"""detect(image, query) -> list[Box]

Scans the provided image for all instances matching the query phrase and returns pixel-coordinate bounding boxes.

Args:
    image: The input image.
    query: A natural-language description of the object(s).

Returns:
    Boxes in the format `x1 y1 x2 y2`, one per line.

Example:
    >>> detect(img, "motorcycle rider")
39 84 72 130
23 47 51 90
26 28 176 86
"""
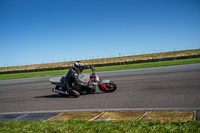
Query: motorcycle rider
64 61 92 97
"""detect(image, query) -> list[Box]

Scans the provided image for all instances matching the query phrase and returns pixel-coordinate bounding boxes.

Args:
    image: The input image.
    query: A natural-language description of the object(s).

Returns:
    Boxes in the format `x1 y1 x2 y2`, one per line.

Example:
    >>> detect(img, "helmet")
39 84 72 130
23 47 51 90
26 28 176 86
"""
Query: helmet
73 61 84 72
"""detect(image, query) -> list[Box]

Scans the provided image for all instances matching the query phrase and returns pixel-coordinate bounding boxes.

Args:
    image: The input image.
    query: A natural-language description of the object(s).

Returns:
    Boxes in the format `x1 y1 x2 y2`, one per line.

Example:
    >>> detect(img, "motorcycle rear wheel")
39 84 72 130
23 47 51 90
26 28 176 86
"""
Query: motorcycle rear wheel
99 81 117 93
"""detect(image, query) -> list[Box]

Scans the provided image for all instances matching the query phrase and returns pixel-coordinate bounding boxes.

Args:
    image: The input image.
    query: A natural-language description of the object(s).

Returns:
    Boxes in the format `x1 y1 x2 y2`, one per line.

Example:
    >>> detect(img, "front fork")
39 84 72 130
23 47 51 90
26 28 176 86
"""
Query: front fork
99 80 111 90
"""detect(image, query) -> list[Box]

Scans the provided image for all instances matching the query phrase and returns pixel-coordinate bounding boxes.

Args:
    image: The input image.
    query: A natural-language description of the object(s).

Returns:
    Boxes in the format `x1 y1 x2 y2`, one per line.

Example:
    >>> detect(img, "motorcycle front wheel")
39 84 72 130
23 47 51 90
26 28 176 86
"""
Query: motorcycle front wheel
99 81 117 93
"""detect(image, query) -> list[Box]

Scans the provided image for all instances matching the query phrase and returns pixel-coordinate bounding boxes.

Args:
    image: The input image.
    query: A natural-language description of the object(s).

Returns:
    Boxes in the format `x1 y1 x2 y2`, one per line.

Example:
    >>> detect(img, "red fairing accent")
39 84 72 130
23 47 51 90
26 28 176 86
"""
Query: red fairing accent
83 79 87 83
101 84 109 90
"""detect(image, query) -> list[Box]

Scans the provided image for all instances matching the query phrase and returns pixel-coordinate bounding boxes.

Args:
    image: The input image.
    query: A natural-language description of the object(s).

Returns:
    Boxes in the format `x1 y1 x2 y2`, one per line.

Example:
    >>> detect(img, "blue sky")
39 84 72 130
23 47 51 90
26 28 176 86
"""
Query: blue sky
0 0 200 67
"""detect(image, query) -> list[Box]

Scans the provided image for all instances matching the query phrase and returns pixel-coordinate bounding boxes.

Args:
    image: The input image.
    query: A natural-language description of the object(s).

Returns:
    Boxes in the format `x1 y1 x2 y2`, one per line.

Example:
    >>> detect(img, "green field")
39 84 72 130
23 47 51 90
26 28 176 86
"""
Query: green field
0 119 199 133
0 58 200 80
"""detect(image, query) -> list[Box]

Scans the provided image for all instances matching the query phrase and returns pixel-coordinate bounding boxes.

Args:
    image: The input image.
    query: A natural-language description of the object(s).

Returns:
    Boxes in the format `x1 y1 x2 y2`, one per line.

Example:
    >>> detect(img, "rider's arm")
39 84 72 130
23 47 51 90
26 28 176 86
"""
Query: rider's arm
83 65 91 69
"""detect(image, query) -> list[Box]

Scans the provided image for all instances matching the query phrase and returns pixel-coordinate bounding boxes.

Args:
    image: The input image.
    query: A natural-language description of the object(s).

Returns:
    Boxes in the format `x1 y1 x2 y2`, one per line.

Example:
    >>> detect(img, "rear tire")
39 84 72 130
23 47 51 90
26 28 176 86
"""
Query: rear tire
99 81 117 93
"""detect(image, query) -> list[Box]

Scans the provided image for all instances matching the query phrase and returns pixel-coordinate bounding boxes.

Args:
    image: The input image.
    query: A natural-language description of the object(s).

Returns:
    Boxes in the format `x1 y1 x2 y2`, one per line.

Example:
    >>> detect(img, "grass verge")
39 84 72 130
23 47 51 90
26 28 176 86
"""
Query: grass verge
0 58 200 80
0 119 200 133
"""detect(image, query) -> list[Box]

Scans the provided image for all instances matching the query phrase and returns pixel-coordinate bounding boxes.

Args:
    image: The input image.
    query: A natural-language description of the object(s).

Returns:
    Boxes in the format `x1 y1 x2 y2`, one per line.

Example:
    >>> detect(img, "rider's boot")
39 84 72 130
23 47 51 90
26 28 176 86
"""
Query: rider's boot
69 89 80 98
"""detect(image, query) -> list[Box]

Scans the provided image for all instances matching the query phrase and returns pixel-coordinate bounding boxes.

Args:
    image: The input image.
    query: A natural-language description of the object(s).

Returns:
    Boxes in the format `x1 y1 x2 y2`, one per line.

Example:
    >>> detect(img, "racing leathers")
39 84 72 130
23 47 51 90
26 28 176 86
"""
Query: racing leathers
64 65 91 97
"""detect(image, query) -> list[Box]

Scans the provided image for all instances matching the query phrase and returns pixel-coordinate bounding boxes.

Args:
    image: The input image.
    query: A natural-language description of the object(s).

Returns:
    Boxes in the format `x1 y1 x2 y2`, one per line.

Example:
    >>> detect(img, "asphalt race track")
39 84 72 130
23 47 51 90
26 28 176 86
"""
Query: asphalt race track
0 64 200 115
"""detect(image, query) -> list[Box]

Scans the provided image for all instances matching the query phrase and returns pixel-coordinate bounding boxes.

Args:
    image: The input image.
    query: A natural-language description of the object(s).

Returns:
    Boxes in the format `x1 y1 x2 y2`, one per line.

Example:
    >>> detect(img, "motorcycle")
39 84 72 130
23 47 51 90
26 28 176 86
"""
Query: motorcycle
49 65 117 98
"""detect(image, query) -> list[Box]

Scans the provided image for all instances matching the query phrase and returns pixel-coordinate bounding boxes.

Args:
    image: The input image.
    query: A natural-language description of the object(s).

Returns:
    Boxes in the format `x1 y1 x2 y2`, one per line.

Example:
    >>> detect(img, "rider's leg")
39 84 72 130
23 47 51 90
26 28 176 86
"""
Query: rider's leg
69 89 80 98
65 82 80 98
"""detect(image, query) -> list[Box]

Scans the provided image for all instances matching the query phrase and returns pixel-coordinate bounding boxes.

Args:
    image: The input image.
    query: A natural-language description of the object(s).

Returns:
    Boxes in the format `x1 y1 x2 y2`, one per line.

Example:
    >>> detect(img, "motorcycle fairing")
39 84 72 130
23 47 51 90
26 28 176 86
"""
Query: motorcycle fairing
78 73 90 83
101 79 110 84
49 76 65 87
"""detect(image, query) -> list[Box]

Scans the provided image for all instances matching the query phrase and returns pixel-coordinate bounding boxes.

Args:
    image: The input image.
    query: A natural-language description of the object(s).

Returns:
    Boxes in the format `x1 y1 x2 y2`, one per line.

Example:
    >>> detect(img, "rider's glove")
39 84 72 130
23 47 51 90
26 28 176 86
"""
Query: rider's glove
90 65 94 69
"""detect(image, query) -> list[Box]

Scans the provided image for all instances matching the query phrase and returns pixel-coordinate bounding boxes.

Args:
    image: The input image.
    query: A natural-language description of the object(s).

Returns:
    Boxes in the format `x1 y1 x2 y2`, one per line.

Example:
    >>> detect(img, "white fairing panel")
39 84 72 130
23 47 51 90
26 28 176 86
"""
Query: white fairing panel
78 73 90 83
49 77 61 84
101 80 110 84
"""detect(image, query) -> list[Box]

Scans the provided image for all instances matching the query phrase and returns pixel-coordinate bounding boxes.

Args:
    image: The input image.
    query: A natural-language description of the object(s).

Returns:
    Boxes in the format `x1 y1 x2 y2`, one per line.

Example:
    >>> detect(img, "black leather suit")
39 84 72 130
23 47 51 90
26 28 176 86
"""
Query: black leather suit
64 66 90 96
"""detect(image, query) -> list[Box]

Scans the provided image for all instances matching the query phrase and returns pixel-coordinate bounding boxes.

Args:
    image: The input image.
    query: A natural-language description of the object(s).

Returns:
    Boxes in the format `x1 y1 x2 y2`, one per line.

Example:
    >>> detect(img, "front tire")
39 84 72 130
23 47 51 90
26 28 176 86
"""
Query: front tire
99 81 117 93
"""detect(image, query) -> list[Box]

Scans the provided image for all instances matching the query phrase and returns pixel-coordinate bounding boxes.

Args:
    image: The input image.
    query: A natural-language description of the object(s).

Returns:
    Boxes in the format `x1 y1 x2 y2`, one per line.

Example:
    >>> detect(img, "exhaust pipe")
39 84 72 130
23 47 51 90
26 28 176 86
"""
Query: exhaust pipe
52 88 68 95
